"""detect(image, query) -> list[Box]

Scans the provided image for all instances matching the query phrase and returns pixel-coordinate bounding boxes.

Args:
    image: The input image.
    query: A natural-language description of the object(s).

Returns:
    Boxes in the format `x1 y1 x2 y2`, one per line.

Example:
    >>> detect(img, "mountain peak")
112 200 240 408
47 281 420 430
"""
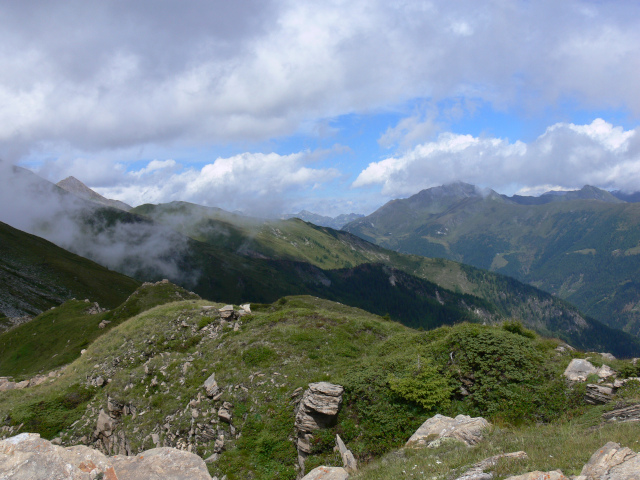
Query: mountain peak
56 176 132 211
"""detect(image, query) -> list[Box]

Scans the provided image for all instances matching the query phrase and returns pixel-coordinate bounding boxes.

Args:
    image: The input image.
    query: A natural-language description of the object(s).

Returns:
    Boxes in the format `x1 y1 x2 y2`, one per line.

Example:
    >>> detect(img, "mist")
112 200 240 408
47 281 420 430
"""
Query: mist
0 161 196 286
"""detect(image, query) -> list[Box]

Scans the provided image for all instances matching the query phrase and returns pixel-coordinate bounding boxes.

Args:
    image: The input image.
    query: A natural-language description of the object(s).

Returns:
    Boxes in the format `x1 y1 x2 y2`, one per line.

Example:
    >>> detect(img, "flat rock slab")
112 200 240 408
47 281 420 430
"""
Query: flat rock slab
301 466 349 480
0 433 212 480
406 414 491 447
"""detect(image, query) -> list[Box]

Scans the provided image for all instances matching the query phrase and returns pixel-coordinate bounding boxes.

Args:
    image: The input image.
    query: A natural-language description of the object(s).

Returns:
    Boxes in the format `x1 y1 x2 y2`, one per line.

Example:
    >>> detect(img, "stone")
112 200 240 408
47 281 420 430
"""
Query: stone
336 434 357 473
579 441 640 479
240 303 251 314
0 433 212 479
600 352 617 361
597 364 616 379
218 402 233 423
295 383 344 432
96 410 115 437
504 471 567 480
406 414 491 447
585 384 615 404
301 466 349 480
602 403 640 422
563 359 598 382
213 435 225 453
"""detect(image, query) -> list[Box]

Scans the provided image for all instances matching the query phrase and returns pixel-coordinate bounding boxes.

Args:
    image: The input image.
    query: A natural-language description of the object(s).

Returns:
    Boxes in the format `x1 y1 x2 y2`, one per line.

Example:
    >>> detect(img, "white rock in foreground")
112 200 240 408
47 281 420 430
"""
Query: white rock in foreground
0 433 212 480
406 414 490 447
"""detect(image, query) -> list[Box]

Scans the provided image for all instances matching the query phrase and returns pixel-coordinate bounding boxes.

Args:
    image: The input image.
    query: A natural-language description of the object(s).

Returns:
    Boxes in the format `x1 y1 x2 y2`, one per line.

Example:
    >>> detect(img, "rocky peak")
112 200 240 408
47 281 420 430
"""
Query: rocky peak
56 176 132 211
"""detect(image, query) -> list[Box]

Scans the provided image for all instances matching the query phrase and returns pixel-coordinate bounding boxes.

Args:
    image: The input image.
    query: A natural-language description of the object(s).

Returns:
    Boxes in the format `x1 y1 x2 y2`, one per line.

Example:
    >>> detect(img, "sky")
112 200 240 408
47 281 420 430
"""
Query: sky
1 0 640 217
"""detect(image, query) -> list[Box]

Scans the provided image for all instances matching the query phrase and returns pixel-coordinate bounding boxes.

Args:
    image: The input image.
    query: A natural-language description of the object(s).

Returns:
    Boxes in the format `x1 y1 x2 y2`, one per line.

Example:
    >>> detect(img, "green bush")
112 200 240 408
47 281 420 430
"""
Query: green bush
429 323 575 423
502 320 536 339
388 356 452 410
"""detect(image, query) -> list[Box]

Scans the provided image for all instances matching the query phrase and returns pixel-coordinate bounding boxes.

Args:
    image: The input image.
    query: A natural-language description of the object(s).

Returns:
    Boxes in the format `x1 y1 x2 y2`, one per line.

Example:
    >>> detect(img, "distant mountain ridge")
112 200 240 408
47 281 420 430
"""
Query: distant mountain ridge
282 210 363 229
57 176 132 211
343 182 640 335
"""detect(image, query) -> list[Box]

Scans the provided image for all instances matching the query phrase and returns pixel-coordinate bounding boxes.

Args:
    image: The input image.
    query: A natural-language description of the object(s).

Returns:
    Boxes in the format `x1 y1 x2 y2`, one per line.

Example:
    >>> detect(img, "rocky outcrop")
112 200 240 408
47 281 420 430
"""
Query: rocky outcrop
301 466 349 480
504 442 640 480
294 382 344 477
0 433 212 479
602 403 640 422
406 414 491 447
576 441 640 479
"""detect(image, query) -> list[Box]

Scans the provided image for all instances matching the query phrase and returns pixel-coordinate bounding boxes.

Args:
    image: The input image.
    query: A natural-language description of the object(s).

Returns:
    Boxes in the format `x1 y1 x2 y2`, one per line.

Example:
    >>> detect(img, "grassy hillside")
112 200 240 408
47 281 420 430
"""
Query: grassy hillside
0 282 199 378
130 202 640 356
344 184 640 336
0 295 638 479
0 220 140 319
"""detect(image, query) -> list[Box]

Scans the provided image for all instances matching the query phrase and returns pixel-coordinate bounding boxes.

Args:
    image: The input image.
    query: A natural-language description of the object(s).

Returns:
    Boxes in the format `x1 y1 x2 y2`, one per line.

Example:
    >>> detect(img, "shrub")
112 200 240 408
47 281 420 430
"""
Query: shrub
388 356 452 410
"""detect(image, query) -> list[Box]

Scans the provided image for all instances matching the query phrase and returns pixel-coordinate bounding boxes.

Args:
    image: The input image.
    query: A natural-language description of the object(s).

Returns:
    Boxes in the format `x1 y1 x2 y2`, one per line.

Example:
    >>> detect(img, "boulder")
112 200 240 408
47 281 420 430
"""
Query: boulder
504 471 567 480
301 466 349 480
563 359 597 382
218 402 233 423
585 384 615 404
578 441 640 479
0 433 212 479
336 434 357 473
597 364 616 379
406 414 490 447
203 373 220 397
295 382 344 432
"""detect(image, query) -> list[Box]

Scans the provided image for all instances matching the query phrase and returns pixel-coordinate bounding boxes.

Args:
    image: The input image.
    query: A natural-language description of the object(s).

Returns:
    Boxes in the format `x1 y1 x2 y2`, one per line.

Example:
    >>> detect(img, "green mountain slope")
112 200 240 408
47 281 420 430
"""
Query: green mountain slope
3 168 636 355
130 201 640 356
0 281 199 378
0 220 140 320
1 295 638 479
344 183 640 336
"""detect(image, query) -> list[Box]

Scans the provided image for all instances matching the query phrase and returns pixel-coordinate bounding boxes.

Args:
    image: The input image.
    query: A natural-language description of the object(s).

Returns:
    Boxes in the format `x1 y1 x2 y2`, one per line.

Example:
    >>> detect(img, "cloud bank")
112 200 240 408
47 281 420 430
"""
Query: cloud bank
353 119 640 196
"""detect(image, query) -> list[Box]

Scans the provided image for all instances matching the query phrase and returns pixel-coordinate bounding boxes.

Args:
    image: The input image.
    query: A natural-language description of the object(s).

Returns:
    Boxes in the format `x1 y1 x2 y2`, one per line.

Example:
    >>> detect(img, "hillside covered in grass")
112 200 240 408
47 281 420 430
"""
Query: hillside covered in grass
1 291 640 479
0 220 140 320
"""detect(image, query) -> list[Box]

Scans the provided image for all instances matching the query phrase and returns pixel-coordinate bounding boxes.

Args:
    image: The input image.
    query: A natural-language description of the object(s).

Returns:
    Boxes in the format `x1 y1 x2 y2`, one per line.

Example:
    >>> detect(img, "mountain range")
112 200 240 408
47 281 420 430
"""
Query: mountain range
1 171 639 355
343 182 640 336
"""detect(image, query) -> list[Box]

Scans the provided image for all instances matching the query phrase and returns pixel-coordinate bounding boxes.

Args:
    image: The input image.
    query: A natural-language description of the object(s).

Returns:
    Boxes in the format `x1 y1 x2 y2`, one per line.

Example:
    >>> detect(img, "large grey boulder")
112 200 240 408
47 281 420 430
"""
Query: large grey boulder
301 466 349 480
576 441 640 479
563 359 598 382
0 433 212 480
406 414 491 447
563 359 616 382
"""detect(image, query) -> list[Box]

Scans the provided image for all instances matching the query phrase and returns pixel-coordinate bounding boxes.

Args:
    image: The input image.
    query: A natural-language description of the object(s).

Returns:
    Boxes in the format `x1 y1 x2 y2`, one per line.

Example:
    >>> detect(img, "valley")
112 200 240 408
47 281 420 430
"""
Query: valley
344 182 640 336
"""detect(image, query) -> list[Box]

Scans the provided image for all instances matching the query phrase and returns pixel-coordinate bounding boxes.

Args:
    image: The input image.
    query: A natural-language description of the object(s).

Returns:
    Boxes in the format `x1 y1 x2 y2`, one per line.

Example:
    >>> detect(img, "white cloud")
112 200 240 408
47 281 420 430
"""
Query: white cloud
353 119 639 196
95 151 340 216
0 0 639 160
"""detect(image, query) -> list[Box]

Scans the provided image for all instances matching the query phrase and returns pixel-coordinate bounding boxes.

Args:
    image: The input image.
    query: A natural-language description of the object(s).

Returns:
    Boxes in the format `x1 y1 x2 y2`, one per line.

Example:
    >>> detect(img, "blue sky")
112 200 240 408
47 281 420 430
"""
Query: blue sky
1 1 640 216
